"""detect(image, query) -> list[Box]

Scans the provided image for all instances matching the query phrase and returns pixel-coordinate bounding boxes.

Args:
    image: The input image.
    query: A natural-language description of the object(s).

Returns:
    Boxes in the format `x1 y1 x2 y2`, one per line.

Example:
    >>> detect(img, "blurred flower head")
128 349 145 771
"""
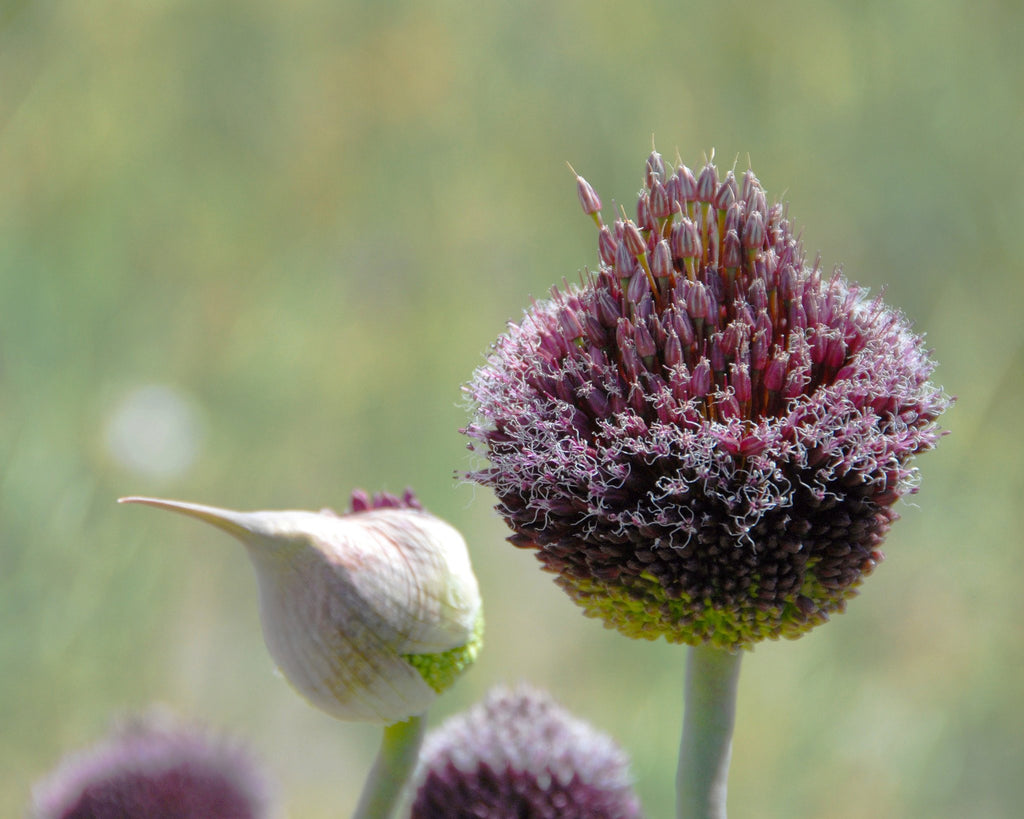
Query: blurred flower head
120 488 483 724
464 149 951 649
410 685 642 819
30 709 273 819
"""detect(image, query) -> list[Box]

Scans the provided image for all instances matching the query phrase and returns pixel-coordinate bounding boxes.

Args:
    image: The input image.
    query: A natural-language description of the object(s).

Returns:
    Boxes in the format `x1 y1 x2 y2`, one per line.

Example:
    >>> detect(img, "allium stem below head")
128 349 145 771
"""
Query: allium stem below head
677 645 742 819
352 714 425 819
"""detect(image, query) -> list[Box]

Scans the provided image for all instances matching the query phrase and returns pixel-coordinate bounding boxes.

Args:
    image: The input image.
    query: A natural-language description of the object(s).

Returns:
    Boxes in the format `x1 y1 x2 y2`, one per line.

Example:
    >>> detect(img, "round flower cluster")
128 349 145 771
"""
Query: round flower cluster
410 685 642 818
31 710 272 819
464 150 950 648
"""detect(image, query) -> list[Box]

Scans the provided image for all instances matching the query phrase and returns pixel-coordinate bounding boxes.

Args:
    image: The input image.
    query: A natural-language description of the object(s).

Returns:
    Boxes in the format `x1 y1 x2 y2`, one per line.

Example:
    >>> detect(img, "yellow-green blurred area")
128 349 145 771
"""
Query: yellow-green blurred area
1 0 1020 815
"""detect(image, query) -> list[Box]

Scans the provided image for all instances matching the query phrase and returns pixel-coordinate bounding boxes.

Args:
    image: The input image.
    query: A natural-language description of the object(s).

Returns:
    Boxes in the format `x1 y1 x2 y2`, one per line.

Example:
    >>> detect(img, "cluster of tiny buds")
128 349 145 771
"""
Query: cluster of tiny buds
348 487 423 513
465 146 948 646
567 150 865 436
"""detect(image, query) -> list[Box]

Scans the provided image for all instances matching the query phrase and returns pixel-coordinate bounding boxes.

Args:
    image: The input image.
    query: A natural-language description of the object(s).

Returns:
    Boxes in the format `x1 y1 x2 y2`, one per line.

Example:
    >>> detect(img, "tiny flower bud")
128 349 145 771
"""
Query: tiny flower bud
664 330 684 369
670 217 701 260
664 173 682 207
722 321 747 358
596 289 623 326
626 267 650 303
634 291 655 320
669 362 691 401
646 149 665 185
690 357 712 398
741 168 761 202
742 209 765 250
674 163 698 202
559 307 585 341
709 333 727 373
695 161 718 203
788 297 808 331
614 240 636 281
825 334 847 370
763 353 788 392
733 301 755 332
634 319 657 360
803 287 821 325
598 226 617 266
619 339 644 385
686 281 710 321
731 363 752 403
621 219 646 256
575 173 602 216
713 170 738 210
750 188 768 218
651 239 673 282
649 179 672 219
747 277 768 311
724 201 743 237
722 229 743 269
585 314 608 347
670 306 696 347
636 193 655 231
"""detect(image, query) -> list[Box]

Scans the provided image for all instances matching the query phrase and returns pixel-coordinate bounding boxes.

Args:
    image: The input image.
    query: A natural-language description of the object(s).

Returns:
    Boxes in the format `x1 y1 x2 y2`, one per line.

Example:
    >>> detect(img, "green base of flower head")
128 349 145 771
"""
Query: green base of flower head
558 568 859 650
403 609 485 693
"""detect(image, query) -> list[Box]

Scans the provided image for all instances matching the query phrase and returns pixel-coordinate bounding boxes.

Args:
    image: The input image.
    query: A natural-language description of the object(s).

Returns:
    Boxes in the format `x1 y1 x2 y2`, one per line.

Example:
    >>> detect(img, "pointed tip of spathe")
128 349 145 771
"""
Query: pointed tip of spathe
118 495 251 539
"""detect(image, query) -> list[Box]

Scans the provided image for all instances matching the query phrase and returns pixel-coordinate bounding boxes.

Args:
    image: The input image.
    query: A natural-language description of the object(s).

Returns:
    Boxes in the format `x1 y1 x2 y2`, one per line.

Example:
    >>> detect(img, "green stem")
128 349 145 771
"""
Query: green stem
676 645 743 819
353 714 426 819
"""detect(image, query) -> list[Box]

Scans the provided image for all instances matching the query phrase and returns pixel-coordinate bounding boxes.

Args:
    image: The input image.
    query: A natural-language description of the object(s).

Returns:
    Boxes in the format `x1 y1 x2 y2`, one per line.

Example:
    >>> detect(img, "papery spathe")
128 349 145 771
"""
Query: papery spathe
120 494 482 724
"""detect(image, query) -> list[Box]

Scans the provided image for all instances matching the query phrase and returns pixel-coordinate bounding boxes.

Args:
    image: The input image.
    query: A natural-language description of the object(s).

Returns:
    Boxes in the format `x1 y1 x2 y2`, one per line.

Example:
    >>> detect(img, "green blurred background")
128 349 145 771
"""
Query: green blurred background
1 0 1020 816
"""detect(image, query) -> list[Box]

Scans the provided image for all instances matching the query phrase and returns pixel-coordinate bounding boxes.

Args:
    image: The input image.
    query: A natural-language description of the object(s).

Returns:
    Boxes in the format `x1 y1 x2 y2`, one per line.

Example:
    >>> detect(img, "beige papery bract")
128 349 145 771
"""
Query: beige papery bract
120 497 482 724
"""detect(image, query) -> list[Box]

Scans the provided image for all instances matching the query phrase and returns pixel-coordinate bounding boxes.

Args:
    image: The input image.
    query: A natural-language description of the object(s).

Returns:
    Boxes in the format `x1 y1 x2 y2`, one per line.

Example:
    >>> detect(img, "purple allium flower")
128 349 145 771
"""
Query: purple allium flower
464 150 951 649
31 709 273 819
410 685 643 819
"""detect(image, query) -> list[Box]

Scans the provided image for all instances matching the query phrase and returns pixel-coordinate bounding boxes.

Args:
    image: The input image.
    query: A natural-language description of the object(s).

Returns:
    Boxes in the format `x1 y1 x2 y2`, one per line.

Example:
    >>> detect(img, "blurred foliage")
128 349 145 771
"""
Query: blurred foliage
1 0 1021 816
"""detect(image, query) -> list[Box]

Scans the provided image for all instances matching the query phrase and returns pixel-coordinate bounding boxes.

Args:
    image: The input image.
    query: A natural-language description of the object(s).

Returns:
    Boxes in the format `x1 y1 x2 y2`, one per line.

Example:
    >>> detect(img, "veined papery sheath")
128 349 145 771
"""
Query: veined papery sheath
121 490 483 723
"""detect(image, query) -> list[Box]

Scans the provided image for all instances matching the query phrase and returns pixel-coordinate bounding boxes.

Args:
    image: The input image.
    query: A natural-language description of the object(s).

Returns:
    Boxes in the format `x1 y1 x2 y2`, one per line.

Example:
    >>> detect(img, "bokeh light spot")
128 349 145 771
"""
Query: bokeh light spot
105 385 204 479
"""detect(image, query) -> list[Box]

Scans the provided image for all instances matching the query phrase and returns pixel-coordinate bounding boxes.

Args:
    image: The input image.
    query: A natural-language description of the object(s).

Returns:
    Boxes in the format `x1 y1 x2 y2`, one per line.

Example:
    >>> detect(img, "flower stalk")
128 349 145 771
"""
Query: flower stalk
677 645 742 819
353 715 426 819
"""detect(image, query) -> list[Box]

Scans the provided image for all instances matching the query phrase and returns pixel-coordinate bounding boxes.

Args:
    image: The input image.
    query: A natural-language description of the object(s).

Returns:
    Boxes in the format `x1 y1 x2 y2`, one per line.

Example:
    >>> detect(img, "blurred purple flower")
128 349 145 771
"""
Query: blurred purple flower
464 150 951 649
31 709 273 819
410 685 642 818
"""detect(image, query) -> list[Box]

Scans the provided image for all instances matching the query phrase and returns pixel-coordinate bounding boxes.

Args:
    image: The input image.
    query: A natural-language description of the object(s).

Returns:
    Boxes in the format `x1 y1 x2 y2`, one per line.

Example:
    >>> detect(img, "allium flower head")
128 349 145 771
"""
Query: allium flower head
31 709 273 819
464 150 951 649
410 685 643 818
